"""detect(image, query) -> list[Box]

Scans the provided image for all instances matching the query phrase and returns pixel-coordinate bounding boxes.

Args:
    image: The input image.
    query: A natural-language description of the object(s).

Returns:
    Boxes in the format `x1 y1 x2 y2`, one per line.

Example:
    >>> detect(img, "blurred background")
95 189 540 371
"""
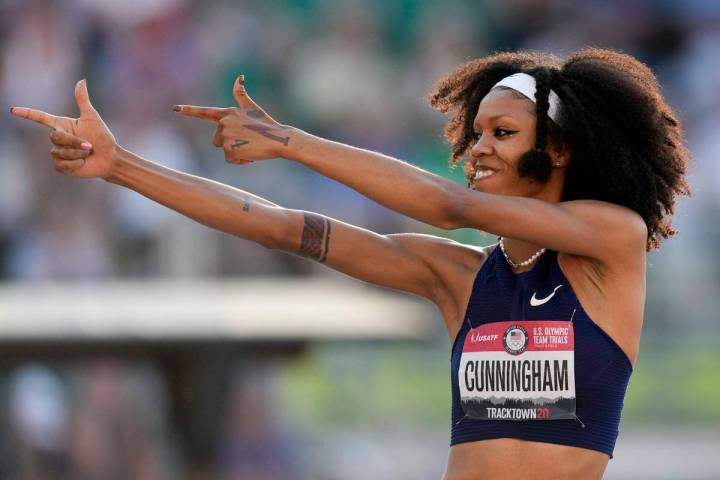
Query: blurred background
0 0 719 478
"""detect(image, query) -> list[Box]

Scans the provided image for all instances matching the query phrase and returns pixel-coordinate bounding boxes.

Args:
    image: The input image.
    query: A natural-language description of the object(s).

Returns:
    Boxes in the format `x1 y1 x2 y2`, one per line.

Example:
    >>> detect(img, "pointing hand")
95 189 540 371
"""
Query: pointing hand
10 79 118 178
173 75 292 164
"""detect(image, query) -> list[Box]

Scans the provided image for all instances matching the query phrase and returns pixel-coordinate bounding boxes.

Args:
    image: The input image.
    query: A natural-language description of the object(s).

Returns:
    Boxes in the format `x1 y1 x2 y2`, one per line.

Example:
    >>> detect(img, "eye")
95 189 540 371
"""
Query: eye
495 128 516 137
472 128 516 142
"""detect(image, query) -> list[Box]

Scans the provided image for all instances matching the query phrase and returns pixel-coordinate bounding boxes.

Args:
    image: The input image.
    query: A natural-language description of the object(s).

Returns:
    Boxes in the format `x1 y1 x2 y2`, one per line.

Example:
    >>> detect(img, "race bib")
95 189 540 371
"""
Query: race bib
458 320 576 421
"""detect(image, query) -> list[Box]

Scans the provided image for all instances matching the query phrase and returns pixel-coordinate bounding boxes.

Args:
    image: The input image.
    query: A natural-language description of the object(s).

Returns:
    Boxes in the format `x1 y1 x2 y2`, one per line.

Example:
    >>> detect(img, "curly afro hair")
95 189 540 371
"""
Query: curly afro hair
429 48 690 251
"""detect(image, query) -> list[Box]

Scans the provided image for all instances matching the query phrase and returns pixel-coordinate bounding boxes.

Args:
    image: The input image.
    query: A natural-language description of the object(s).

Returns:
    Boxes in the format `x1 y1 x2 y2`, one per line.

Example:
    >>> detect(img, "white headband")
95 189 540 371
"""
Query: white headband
491 73 562 123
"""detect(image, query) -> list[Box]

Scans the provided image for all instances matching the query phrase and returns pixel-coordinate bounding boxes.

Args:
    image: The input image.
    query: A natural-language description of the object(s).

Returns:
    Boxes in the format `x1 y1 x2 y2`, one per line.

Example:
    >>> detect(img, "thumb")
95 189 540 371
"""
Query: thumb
232 75 279 124
75 79 98 116
233 75 259 110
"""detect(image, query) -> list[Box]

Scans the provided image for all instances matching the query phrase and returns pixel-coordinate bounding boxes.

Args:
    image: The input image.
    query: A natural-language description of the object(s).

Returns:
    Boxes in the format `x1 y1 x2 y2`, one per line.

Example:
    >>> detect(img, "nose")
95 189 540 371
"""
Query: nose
470 134 493 157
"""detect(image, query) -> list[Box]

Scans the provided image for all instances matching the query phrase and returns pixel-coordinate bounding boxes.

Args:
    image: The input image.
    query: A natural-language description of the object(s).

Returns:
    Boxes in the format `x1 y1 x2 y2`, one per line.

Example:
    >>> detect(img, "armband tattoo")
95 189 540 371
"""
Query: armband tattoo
299 212 331 263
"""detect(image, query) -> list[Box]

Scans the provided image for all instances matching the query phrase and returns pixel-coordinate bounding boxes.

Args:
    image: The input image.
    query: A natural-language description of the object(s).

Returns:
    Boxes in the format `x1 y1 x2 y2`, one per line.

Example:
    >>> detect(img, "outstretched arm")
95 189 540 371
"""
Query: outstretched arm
175 77 647 261
112 147 482 335
107 147 450 298
10 80 470 305
67 141 462 302
287 132 648 259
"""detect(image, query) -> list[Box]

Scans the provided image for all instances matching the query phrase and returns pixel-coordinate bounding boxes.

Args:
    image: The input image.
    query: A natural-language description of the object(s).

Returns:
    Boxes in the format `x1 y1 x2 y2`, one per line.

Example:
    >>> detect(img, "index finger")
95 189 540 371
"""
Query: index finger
10 107 60 129
172 105 228 122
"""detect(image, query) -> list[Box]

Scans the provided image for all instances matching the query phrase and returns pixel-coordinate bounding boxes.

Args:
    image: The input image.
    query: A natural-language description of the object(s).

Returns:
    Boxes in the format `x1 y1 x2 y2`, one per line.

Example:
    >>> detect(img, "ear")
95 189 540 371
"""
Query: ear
547 141 571 167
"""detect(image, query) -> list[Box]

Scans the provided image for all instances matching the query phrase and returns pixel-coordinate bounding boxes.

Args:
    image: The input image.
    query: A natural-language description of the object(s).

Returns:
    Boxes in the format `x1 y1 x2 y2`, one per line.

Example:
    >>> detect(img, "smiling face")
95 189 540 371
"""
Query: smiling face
468 88 563 199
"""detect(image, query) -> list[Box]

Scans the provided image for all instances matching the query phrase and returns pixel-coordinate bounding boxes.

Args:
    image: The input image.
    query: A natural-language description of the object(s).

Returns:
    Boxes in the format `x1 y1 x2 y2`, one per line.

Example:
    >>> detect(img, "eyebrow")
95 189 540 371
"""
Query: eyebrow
473 114 520 129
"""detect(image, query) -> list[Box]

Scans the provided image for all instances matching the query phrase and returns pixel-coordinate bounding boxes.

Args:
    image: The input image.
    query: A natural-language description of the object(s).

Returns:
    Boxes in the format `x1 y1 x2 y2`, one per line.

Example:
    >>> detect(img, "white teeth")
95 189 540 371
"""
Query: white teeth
474 169 495 180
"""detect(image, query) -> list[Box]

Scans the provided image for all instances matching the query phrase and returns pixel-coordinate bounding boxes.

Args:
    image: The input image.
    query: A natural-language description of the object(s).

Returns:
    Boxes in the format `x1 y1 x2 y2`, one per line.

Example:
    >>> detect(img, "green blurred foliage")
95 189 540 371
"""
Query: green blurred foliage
279 341 720 432
623 340 720 424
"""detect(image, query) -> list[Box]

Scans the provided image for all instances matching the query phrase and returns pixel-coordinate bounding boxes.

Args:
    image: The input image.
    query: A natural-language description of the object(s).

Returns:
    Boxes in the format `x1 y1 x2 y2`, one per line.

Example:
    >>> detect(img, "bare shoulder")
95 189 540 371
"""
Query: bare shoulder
561 199 648 255
558 200 647 296
561 199 646 223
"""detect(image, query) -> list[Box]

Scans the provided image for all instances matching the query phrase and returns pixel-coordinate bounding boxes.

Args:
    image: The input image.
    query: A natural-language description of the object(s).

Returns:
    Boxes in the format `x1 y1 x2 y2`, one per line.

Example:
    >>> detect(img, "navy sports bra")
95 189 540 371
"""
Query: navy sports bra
450 244 633 457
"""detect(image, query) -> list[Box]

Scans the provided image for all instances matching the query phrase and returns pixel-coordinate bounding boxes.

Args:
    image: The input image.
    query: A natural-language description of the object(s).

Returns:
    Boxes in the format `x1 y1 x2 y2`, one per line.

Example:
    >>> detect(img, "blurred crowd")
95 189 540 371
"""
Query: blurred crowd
0 360 306 480
1 362 180 479
1 0 719 478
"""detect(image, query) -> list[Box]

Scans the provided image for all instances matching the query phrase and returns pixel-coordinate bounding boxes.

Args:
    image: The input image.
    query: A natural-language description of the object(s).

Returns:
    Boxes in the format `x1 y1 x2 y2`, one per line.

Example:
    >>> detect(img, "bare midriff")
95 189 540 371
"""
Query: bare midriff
443 438 609 480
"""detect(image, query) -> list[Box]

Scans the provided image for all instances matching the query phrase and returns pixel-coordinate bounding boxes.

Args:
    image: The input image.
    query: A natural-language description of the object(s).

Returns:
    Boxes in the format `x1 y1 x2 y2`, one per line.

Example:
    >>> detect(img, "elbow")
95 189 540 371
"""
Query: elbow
435 216 460 230
257 209 295 251
437 185 466 230
438 210 463 230
259 224 291 251
259 233 286 251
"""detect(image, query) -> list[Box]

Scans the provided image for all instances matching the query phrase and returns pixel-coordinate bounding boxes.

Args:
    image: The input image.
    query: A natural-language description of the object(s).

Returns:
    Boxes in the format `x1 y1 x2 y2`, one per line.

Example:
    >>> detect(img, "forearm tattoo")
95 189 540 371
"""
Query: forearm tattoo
298 212 331 263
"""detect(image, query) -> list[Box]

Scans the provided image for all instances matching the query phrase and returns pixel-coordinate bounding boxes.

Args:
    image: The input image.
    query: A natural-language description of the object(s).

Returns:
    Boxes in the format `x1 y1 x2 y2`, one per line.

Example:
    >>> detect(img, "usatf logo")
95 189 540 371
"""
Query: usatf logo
503 325 528 355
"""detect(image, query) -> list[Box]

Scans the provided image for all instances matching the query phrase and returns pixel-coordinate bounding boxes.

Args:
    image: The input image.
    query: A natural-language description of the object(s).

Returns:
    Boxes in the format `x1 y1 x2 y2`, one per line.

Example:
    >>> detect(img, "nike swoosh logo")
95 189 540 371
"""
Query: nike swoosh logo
530 285 563 307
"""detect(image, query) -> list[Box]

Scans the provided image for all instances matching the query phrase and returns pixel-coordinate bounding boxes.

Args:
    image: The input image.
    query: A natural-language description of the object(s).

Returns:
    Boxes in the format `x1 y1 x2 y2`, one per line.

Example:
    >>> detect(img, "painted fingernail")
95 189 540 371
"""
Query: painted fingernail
81 142 92 150
238 74 245 84
9 107 14 114
173 106 181 112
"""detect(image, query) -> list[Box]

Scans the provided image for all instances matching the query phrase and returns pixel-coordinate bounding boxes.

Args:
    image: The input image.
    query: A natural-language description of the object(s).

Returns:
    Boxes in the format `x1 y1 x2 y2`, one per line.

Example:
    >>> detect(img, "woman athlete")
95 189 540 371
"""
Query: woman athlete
11 48 689 479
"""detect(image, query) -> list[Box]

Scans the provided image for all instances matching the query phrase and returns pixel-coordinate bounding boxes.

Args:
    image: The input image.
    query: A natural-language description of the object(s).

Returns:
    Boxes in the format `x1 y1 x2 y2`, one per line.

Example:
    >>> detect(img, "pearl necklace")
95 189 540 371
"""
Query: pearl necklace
498 237 546 269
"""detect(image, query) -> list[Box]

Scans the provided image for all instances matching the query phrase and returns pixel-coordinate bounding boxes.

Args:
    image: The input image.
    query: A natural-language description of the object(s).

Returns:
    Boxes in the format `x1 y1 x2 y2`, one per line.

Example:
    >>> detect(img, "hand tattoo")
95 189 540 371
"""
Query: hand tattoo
231 139 249 149
244 123 290 146
298 212 331 263
246 109 265 119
